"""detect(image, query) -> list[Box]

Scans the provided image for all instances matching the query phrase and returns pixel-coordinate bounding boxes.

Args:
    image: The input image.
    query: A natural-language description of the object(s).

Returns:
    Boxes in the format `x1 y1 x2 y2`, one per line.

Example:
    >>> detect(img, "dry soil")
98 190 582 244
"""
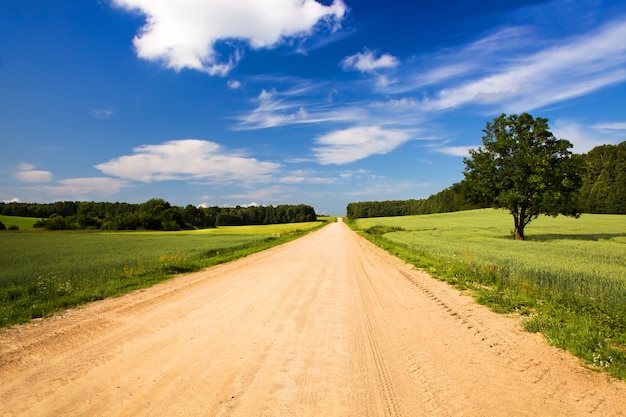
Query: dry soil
2 220 626 416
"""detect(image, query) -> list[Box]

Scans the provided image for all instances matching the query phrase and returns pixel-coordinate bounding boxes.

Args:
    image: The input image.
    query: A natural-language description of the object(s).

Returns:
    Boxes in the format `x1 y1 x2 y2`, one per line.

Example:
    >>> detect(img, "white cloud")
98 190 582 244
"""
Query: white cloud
591 122 626 130
37 178 130 198
91 108 114 119
404 26 532 92
227 79 242 89
422 19 626 112
552 119 626 154
224 185 292 202
434 146 473 157
341 49 399 73
313 126 412 165
236 85 365 129
111 0 347 75
279 169 335 184
95 139 280 182
14 163 53 183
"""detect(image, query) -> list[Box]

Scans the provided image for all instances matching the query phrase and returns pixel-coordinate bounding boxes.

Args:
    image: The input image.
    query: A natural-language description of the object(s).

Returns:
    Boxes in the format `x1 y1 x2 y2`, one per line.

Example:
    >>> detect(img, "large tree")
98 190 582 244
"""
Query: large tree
463 113 582 240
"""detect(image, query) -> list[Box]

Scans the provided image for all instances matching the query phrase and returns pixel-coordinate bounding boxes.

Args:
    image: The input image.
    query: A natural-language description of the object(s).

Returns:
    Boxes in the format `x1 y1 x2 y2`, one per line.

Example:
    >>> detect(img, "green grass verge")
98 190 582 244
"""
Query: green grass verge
347 209 626 381
0 221 327 328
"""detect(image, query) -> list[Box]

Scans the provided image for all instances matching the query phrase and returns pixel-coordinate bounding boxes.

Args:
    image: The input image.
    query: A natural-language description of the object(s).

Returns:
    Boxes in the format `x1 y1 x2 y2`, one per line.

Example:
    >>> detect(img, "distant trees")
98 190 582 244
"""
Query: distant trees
1 200 317 231
346 182 483 219
576 141 626 214
347 119 624 224
462 113 582 240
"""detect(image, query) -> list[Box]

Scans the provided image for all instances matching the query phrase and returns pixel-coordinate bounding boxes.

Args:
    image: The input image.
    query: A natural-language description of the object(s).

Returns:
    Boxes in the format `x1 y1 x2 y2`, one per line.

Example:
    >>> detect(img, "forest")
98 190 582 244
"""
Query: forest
347 141 625 219
0 199 317 231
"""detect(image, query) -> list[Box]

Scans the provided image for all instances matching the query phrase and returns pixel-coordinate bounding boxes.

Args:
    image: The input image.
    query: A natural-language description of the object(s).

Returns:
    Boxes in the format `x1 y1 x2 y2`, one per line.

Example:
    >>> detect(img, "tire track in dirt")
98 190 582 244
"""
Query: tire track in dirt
2 220 626 416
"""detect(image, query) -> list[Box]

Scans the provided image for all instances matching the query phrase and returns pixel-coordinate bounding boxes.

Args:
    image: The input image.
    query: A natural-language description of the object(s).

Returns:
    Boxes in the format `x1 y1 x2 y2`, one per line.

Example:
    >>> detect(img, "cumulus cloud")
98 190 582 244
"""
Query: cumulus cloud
313 126 412 165
111 0 347 75
95 139 280 182
14 163 53 183
341 49 399 73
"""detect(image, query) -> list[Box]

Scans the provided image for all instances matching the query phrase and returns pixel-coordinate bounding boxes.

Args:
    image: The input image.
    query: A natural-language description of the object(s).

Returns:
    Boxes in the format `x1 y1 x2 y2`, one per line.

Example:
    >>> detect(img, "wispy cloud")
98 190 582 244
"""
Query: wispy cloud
235 86 366 129
278 169 336 185
223 185 293 203
433 145 473 157
111 0 347 75
341 49 399 73
591 122 626 130
95 139 280 182
91 108 114 119
313 126 413 165
36 178 130 198
411 18 626 112
552 119 626 154
14 163 53 183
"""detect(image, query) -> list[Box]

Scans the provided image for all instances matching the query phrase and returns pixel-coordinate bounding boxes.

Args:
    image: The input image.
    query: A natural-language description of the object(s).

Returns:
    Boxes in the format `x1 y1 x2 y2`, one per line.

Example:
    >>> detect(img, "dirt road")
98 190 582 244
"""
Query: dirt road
2 220 626 416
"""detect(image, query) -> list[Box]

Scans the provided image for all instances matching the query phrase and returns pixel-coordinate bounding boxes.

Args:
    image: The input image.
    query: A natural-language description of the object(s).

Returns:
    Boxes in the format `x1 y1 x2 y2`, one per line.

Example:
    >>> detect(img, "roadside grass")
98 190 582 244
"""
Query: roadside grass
348 209 626 380
0 215 40 230
0 221 326 328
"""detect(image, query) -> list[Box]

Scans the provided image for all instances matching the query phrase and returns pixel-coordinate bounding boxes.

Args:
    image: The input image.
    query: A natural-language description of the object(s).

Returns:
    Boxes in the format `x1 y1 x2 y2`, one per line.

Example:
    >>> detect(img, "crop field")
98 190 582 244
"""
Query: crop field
0 221 324 327
0 215 40 229
351 209 626 379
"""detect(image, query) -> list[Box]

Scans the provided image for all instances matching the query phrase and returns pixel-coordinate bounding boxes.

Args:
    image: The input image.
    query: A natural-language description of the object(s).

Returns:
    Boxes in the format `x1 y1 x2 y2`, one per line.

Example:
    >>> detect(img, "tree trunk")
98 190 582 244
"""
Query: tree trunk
512 212 525 240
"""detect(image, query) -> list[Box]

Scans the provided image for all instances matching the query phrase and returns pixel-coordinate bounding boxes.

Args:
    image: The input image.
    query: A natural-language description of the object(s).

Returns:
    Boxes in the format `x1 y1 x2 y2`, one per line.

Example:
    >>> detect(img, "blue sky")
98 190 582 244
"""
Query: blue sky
1 0 625 215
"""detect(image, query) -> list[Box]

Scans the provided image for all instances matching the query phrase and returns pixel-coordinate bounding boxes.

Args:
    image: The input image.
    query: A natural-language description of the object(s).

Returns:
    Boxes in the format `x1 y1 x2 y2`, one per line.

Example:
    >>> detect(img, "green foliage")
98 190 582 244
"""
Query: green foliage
346 182 482 218
577 141 626 214
346 140 626 221
0 221 324 327
350 209 626 380
463 113 582 239
0 220 5 230
3 200 317 231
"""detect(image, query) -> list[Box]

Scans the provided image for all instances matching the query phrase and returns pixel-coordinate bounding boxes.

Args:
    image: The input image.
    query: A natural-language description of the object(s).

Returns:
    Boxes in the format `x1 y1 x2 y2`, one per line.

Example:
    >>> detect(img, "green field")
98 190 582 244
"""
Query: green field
350 209 626 380
0 215 40 229
0 221 325 327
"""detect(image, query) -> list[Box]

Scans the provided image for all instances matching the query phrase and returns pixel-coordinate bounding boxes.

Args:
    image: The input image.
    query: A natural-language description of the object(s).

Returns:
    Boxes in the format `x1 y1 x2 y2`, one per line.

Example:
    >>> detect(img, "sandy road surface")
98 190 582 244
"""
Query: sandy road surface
2 220 626 416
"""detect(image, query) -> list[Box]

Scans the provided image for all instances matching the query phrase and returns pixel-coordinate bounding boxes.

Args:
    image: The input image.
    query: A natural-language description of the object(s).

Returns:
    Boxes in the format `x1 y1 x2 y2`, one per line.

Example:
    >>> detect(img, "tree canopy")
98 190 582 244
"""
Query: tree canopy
577 141 626 214
0 199 317 231
345 140 624 221
462 113 582 240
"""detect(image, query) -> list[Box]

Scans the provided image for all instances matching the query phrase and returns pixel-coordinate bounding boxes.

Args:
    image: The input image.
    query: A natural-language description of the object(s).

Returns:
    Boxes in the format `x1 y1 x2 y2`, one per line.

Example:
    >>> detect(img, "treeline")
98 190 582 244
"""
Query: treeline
0 199 317 231
347 141 625 218
346 182 484 219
